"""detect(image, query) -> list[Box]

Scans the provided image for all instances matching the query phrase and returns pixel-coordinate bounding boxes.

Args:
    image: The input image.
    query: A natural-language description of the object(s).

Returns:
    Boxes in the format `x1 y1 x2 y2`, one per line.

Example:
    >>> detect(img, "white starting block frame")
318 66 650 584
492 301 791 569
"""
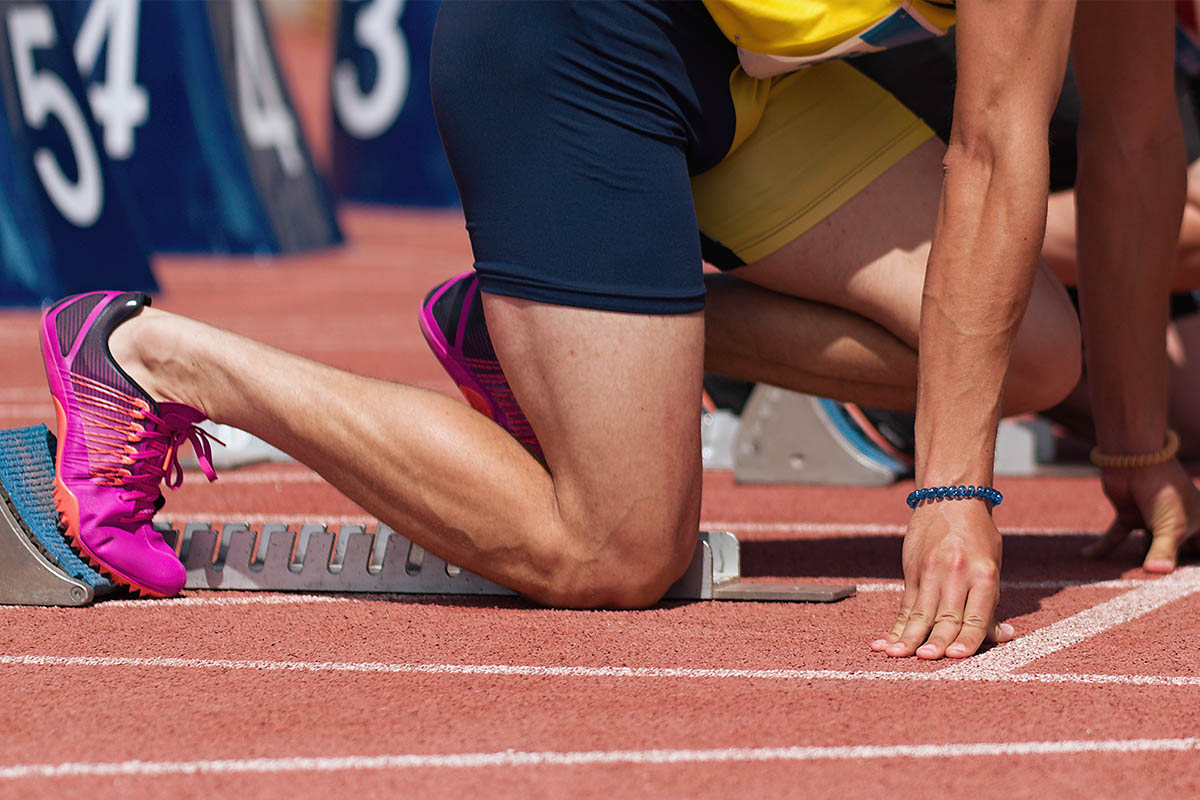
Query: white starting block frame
152 521 855 604
705 384 1063 485
731 386 903 486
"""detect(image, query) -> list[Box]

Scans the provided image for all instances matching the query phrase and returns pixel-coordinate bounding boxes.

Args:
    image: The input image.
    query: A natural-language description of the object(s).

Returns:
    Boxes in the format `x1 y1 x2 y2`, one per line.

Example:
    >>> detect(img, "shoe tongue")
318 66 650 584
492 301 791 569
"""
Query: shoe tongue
157 402 207 427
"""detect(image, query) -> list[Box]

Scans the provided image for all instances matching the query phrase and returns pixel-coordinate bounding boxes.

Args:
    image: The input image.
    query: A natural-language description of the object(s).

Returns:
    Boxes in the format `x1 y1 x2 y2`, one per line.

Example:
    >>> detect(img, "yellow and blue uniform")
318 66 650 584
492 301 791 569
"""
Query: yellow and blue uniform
695 1 956 267
430 1 947 313
705 0 955 68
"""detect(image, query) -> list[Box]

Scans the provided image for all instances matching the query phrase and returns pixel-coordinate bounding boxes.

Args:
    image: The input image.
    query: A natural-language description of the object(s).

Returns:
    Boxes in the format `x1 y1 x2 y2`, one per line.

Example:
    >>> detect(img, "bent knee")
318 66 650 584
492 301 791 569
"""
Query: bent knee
1010 332 1081 411
1009 271 1083 412
535 521 698 609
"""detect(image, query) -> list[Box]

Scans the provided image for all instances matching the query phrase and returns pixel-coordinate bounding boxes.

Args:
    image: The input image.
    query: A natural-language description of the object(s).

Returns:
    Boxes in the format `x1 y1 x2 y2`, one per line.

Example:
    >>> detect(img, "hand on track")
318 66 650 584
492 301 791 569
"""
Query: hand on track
872 501 1014 659
1085 459 1200 573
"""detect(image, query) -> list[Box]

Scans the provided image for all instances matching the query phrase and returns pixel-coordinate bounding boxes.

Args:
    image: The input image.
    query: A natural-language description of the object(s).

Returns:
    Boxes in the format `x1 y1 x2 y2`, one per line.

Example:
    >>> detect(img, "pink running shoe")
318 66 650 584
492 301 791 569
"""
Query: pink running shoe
418 273 543 458
40 291 218 597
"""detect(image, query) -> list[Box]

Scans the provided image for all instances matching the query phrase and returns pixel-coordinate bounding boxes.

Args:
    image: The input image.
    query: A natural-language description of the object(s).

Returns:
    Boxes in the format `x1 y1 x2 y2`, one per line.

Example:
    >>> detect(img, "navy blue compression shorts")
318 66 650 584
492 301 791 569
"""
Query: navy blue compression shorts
430 1 740 314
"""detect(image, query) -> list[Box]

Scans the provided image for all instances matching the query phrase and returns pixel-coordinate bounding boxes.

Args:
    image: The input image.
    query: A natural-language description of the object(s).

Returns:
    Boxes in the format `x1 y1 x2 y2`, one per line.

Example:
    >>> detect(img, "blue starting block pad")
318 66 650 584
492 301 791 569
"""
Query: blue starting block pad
53 0 341 254
330 0 458 206
0 1 154 306
0 424 110 605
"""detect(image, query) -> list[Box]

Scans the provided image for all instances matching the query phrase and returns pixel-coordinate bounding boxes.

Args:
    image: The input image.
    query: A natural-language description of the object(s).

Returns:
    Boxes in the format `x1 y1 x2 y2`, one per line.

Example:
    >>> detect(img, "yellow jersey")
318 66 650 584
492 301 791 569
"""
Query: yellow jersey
704 0 956 76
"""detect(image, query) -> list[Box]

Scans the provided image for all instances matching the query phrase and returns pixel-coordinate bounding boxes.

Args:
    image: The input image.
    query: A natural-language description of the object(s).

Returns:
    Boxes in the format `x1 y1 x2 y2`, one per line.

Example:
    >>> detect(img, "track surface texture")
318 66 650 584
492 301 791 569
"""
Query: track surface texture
1 16 1198 800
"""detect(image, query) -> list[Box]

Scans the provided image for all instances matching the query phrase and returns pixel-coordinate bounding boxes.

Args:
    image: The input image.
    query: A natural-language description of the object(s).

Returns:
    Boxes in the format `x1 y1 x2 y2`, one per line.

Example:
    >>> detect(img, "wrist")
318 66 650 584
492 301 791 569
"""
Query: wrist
907 484 1002 510
1091 429 1178 470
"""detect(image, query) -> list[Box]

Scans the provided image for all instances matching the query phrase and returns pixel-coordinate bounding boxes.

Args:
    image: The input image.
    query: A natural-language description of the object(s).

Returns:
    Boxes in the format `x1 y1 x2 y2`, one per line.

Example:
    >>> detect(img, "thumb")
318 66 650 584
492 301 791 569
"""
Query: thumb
1143 517 1185 574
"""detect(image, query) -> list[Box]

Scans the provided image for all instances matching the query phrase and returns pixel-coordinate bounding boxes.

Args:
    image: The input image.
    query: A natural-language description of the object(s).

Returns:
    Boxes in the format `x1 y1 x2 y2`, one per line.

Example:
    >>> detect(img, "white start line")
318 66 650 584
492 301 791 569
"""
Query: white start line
3 567 1198 683
2 737 1200 780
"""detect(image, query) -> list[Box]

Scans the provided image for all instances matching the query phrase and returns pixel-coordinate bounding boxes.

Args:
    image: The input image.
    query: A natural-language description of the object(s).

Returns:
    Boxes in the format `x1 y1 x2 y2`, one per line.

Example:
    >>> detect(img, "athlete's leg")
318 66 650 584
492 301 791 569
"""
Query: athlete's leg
704 138 1082 414
108 304 702 608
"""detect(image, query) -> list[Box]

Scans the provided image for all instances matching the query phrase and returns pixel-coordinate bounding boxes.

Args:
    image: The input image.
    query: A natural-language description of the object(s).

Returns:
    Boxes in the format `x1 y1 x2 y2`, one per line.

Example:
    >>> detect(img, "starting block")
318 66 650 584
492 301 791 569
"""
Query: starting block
0 426 112 605
707 383 1064 485
729 385 909 486
0 424 855 606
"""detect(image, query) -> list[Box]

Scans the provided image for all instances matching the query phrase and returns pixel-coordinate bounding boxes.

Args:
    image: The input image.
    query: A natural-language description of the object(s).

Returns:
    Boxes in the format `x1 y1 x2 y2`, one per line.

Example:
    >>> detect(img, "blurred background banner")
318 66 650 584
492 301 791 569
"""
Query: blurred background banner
1 0 460 308
0 0 154 306
330 0 457 207
55 0 342 255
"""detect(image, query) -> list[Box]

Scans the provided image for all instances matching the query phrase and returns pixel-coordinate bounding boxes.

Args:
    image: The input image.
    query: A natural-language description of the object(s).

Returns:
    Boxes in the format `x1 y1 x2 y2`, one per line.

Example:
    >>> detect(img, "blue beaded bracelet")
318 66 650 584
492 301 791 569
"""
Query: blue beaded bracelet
906 485 1003 509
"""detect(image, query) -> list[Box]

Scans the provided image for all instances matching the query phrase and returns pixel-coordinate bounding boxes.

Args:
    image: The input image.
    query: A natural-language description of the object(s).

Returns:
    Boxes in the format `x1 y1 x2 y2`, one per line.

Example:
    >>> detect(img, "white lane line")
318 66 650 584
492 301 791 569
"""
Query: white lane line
854 578 1147 593
942 566 1200 678
0 579 1137 611
162 516 1092 537
0 594 398 610
703 522 1094 536
160 513 374 527
0 404 50 419
0 388 43 400
3 737 1199 779
3 654 1200 687
97 594 392 609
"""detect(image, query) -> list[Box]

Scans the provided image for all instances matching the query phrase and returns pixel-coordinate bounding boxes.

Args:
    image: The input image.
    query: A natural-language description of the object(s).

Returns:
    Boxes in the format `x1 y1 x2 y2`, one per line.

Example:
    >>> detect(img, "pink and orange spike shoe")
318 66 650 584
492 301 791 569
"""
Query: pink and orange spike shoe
419 273 543 459
40 291 218 597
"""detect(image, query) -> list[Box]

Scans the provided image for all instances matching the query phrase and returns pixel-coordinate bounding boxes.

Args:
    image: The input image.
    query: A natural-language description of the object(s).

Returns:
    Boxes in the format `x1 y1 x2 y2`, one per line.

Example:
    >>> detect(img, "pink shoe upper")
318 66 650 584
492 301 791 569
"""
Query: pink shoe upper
418 272 543 459
40 291 217 596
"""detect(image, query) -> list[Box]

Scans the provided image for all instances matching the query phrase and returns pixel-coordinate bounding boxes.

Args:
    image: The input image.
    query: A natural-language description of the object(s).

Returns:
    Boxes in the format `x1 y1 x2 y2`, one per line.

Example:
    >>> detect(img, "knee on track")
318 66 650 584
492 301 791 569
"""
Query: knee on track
533 519 699 610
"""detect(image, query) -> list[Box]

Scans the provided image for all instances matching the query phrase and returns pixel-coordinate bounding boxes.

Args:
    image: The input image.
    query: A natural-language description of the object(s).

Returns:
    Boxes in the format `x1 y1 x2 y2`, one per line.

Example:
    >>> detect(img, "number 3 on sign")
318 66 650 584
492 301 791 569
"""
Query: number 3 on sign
333 0 410 140
7 5 104 228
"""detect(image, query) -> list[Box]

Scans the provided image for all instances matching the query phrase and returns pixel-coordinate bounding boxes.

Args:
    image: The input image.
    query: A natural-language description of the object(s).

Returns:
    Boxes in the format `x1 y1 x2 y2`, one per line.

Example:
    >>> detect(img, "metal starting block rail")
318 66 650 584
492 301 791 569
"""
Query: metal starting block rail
149 521 853 603
0 424 855 607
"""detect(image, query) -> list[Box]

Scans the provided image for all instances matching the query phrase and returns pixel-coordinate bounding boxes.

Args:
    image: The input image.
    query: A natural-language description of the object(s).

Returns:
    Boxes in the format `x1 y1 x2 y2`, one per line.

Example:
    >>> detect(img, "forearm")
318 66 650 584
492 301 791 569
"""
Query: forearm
916 144 1047 485
1045 179 1200 292
915 0 1073 488
1076 128 1186 450
1073 2 1186 452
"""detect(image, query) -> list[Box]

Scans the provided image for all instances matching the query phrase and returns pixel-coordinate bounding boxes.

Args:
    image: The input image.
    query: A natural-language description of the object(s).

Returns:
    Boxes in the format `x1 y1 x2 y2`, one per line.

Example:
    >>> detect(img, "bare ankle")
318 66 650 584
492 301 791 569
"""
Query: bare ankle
109 308 205 412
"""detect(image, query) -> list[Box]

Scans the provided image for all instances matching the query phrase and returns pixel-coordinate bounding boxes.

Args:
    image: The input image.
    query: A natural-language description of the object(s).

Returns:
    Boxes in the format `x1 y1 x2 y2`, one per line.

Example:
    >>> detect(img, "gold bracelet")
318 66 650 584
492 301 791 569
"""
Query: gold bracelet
1090 429 1180 469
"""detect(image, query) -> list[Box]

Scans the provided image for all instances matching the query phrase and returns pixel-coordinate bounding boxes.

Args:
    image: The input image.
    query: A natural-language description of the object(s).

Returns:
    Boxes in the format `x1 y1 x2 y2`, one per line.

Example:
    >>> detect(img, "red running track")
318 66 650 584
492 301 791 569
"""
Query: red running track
2 207 1199 799
1 18 1198 800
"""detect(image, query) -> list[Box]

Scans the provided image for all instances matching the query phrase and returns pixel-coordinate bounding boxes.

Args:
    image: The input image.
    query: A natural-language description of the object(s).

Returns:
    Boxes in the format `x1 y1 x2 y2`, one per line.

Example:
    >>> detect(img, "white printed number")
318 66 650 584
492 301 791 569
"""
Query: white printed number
232 0 302 177
74 0 148 161
333 0 409 139
7 5 104 227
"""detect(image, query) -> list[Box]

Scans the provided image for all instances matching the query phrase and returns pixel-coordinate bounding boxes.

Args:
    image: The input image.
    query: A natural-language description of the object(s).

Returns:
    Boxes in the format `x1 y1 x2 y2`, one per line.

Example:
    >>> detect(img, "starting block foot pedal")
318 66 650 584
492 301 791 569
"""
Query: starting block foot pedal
155 522 855 604
733 386 908 486
0 425 111 605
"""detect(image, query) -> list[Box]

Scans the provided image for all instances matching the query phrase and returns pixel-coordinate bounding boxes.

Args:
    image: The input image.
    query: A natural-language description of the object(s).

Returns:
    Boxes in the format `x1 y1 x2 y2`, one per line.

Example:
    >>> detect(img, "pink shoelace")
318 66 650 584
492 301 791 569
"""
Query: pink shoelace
69 374 220 524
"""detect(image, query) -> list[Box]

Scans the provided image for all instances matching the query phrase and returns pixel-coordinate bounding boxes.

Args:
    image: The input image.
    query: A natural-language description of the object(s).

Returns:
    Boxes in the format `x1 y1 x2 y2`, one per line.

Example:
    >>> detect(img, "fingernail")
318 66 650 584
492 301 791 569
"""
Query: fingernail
947 643 968 657
1000 623 1015 637
870 639 889 649
916 644 938 658
1144 559 1175 574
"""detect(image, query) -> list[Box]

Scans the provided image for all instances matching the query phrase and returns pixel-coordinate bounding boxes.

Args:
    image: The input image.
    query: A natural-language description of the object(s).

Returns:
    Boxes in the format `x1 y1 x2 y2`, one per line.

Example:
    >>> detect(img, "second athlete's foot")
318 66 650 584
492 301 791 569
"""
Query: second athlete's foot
419 272 543 458
40 290 218 597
